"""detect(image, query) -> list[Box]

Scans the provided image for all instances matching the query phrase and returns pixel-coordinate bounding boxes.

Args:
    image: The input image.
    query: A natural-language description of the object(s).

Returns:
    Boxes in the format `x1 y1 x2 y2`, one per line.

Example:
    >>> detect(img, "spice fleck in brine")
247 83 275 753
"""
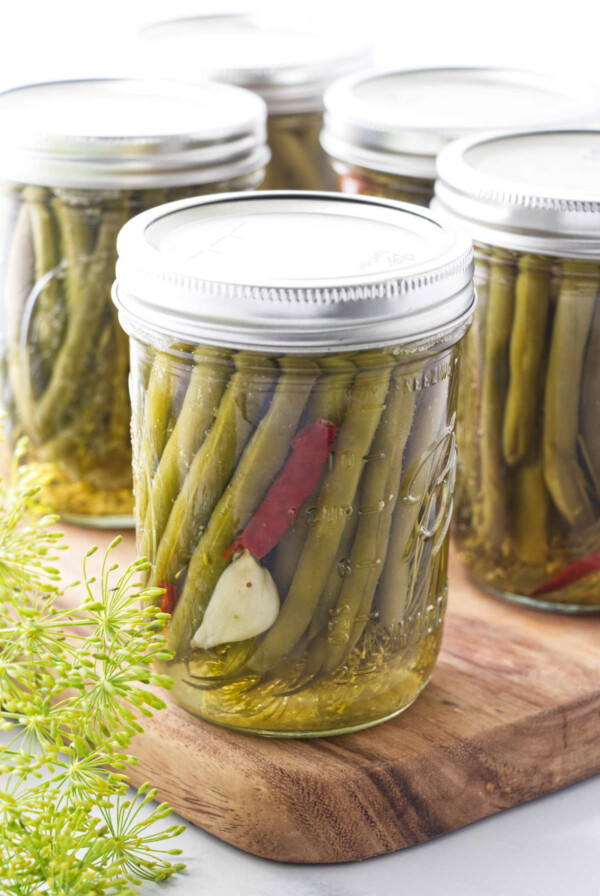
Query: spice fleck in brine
113 192 475 735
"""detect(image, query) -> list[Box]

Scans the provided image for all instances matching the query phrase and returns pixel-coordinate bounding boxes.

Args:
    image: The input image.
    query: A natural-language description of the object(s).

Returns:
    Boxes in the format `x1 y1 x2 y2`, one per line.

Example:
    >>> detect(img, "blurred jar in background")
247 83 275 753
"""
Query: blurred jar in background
136 12 372 192
0 77 268 525
435 129 600 612
321 67 599 206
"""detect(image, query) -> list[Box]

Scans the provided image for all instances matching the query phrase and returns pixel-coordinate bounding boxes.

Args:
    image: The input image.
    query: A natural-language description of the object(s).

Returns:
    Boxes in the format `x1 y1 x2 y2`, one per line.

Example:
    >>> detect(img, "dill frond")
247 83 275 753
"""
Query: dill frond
0 452 185 894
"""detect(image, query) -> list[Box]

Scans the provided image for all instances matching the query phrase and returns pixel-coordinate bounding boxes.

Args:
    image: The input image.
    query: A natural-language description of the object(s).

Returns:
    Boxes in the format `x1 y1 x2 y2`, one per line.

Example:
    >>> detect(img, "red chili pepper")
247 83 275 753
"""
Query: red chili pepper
338 171 368 195
224 417 338 560
530 550 600 597
159 579 179 615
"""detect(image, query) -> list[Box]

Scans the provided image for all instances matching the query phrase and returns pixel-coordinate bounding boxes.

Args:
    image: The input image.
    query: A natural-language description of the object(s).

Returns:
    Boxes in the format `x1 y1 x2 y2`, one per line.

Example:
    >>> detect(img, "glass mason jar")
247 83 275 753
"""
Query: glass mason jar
0 78 268 526
435 129 600 612
136 12 371 191
113 191 475 736
321 68 600 207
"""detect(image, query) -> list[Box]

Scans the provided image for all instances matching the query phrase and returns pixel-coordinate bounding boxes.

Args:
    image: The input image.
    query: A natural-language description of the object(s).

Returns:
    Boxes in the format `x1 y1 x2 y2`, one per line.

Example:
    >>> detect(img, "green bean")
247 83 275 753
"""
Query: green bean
4 202 36 437
24 188 63 392
377 372 450 628
135 351 180 524
543 261 599 527
320 364 417 673
266 131 324 191
37 192 100 432
223 358 357 673
33 201 130 440
107 303 132 450
503 254 552 466
579 287 600 496
271 357 356 597
140 346 230 558
511 456 548 568
306 491 359 641
261 114 336 192
50 192 95 315
479 249 516 550
168 357 319 654
247 351 394 675
39 316 115 472
151 352 273 585
456 255 486 513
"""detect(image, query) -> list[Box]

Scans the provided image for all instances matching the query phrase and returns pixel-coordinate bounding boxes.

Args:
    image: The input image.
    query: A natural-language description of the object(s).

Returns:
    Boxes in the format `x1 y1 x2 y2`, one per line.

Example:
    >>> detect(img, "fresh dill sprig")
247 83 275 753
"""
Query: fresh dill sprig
0 442 185 894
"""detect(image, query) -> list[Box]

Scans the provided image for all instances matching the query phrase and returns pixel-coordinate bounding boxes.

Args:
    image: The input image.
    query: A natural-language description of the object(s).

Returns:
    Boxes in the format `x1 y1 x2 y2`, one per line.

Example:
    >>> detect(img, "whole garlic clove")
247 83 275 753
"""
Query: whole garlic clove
191 550 280 650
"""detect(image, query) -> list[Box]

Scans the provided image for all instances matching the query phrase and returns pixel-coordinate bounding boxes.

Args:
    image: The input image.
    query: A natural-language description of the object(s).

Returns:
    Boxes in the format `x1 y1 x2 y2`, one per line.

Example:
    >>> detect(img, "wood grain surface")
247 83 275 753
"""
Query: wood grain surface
59 524 600 864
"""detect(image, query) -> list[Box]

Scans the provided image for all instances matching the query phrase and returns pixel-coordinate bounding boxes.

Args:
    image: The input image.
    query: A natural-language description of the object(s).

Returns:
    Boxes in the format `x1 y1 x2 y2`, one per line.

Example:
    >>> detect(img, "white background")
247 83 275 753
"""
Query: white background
1 2 599 894
1 0 600 92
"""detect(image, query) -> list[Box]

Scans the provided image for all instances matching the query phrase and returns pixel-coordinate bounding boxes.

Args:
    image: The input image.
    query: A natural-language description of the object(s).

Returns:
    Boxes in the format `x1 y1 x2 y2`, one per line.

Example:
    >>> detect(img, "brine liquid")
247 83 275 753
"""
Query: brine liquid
455 246 600 612
168 593 446 736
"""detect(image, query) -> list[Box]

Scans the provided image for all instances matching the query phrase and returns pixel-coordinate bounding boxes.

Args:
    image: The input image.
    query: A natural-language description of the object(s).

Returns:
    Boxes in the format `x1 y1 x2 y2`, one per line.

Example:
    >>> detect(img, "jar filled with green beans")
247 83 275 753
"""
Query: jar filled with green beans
0 78 268 525
435 130 600 612
137 13 371 192
321 68 599 207
113 191 475 736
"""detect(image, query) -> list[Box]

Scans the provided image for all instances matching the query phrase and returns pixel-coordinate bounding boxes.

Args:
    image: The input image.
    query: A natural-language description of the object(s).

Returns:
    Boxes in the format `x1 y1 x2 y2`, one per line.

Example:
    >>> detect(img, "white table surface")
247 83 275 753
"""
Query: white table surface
1 2 599 893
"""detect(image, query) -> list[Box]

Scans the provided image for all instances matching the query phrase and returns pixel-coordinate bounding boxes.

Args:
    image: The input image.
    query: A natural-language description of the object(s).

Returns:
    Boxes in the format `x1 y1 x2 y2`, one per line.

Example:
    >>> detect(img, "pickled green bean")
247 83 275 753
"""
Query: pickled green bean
264 131 323 191
4 202 36 436
456 255 486 512
320 364 417 672
271 357 356 598
306 491 359 641
579 288 600 496
511 456 548 568
169 357 319 653
479 249 516 550
24 188 63 391
543 261 599 527
33 201 130 440
140 346 230 559
247 352 394 674
503 254 552 467
261 113 336 192
136 351 180 524
151 352 274 586
377 374 449 628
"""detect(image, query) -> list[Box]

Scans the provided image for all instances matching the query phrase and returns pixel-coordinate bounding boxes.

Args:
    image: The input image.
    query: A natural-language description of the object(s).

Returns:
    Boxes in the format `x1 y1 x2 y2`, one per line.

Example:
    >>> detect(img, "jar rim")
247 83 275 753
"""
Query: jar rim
113 190 475 353
322 67 600 181
137 13 373 115
434 129 600 258
0 78 269 189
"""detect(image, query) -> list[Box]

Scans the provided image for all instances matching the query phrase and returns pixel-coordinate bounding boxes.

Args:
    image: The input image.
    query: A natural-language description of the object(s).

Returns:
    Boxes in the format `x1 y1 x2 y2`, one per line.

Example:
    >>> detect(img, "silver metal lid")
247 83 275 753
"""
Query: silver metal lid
137 14 372 115
113 191 474 353
434 130 600 258
322 68 599 181
0 78 269 190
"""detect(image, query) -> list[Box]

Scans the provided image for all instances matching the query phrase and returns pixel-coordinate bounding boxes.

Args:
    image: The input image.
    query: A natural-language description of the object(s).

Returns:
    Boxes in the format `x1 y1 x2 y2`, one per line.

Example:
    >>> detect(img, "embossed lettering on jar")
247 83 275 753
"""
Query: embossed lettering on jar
0 78 268 525
113 192 475 736
435 129 600 612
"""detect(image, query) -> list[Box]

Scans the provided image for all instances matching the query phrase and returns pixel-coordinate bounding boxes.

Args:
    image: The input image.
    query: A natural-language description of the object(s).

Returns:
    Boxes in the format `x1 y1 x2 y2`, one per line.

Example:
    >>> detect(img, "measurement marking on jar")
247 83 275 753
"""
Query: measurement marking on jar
358 249 416 271
307 504 353 525
188 221 247 259
401 359 454 393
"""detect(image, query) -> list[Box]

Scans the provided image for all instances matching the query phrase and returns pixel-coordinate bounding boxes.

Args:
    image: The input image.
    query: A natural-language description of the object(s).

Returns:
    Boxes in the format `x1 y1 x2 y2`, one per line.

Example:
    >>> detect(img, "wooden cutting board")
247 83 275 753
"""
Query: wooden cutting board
60 525 600 864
